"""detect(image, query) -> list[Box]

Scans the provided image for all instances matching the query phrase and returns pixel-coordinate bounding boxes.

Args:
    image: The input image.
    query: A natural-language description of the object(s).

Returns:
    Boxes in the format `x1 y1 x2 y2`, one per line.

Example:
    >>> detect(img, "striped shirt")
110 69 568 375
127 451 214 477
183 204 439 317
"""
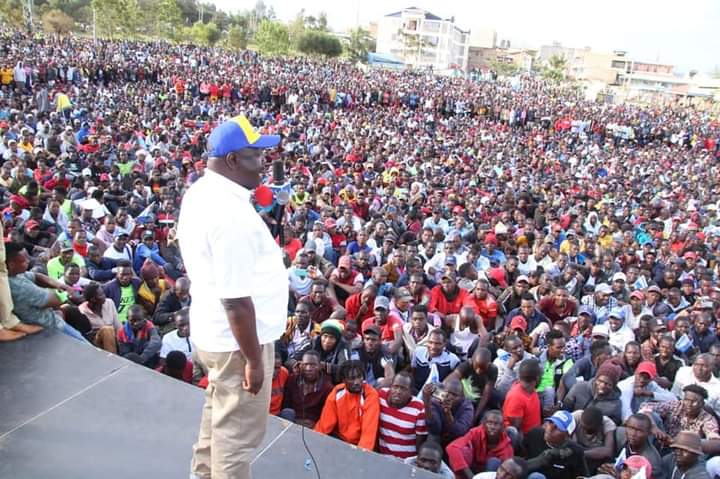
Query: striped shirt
378 388 427 458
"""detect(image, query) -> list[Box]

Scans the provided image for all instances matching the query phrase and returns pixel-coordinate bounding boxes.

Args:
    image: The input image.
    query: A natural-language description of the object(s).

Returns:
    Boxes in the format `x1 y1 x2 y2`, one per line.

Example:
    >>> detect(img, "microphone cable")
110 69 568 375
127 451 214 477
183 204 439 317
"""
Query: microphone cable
300 376 321 479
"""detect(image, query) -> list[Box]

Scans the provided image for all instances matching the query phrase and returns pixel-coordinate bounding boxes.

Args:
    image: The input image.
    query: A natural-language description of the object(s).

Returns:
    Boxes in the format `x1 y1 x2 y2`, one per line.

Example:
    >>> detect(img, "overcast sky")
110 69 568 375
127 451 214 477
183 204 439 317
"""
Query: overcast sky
211 0 720 74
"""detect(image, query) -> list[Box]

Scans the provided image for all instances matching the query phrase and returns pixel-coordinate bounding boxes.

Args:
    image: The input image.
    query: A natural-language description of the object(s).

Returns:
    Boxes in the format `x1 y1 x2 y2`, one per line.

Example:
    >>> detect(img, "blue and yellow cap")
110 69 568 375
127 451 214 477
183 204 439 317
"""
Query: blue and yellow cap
208 115 280 156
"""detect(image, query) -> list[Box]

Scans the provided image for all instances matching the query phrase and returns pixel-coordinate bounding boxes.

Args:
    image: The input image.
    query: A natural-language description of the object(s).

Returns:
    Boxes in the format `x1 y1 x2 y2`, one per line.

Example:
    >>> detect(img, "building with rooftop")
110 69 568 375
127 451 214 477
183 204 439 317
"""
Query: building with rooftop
375 7 470 72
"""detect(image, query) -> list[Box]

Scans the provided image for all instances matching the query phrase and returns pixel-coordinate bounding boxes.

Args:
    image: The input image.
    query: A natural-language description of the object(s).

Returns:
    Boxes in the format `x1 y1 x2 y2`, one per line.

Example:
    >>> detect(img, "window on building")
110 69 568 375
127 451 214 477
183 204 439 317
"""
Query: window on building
423 21 440 33
611 60 626 69
405 20 418 31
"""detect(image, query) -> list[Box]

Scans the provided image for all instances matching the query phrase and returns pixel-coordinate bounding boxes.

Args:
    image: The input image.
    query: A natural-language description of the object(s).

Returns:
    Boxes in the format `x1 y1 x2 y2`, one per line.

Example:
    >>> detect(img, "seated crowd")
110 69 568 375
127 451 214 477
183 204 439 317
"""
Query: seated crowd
2 27 720 479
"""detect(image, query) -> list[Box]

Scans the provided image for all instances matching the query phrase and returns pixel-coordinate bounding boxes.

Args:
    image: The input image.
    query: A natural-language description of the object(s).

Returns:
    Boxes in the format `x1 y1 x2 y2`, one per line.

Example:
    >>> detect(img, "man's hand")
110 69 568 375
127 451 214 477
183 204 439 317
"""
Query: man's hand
634 386 650 398
243 359 264 394
422 383 436 403
597 463 617 477
653 428 673 446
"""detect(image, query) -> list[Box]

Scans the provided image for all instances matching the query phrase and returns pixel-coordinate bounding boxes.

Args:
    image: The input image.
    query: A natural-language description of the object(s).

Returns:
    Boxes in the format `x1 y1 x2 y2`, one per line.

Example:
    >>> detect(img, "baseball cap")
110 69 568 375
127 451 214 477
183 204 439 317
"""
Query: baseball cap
509 315 528 332
324 218 337 229
363 324 381 337
208 115 280 156
60 239 74 252
595 283 612 295
592 324 609 338
630 290 645 301
623 456 652 479
646 285 662 295
515 275 529 284
445 256 457 266
636 361 657 379
374 296 390 311
395 287 413 302
545 410 576 435
683 251 697 260
608 307 625 320
612 272 627 282
24 219 40 231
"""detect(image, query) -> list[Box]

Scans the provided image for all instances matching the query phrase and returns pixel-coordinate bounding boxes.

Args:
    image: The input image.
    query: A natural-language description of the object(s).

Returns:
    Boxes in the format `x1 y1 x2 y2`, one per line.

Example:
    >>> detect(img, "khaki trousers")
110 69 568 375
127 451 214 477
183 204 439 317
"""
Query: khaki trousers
92 326 118 354
191 343 274 479
0 222 20 330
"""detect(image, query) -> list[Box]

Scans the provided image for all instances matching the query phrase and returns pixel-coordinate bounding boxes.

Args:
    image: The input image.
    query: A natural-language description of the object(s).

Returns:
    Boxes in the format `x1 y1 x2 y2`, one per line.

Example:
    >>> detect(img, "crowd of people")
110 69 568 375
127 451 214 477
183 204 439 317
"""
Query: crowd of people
2 27 720 479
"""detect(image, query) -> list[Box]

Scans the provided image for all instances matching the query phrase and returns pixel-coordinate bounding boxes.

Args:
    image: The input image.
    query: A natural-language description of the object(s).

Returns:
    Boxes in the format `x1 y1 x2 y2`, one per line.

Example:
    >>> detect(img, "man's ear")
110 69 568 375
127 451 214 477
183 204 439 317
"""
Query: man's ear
224 152 239 171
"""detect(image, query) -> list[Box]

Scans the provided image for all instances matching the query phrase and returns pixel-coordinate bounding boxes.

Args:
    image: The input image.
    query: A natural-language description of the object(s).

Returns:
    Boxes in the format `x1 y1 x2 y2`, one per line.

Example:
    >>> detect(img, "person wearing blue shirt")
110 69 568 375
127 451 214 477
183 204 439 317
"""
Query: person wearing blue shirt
134 230 168 274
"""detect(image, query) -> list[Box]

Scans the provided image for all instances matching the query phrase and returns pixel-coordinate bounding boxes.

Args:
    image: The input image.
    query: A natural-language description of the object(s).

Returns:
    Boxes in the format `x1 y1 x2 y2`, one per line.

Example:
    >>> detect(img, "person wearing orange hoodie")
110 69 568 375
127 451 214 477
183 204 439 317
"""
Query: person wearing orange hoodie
314 360 380 451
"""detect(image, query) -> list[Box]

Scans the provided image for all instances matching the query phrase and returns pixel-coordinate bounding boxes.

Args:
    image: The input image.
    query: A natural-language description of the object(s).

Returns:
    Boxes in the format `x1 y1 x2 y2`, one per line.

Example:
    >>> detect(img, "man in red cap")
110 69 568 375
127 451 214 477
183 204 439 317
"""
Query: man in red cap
617 360 676 421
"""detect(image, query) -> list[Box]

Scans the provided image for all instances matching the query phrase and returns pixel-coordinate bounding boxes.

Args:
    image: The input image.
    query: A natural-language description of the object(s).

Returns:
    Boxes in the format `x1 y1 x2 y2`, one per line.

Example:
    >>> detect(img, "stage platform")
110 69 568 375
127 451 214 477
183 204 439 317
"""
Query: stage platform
0 331 437 479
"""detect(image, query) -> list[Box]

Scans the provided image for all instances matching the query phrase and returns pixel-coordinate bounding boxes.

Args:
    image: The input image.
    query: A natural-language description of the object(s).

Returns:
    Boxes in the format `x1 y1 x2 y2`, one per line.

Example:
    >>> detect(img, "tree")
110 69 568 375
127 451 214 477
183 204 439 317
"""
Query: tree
226 24 248 50
91 0 140 38
297 30 342 57
488 59 519 77
155 0 182 39
184 20 220 45
41 8 75 35
254 19 289 55
543 54 567 82
288 9 305 48
0 0 28 26
345 27 374 63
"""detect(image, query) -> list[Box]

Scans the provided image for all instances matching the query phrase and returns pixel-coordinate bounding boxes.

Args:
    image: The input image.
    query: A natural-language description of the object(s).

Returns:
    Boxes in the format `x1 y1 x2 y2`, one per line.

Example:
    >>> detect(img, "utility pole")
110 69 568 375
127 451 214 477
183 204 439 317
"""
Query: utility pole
24 0 33 32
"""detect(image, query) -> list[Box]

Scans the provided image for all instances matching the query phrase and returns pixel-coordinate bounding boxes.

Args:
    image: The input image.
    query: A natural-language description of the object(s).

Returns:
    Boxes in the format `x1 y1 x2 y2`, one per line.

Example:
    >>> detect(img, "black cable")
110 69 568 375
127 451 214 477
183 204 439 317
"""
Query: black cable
300 378 321 479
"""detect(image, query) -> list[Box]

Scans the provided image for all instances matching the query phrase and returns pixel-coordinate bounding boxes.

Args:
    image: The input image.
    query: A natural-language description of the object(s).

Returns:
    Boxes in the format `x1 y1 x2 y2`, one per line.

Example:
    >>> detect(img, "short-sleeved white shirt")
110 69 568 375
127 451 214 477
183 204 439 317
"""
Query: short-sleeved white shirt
178 169 288 352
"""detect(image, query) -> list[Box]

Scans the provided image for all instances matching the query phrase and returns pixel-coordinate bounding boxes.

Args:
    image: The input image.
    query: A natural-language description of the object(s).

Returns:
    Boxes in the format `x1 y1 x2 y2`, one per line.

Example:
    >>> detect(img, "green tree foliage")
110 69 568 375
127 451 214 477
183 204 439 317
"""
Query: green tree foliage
543 54 567 82
154 0 182 39
297 30 342 57
41 8 75 34
0 0 27 26
91 0 140 37
226 24 248 50
182 20 220 46
254 19 290 56
288 9 305 48
488 59 519 77
345 27 374 63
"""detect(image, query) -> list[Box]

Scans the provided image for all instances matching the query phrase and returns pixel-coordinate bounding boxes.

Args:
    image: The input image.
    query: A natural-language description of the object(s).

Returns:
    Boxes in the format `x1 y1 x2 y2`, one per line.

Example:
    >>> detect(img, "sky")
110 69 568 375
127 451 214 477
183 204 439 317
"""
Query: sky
211 0 720 74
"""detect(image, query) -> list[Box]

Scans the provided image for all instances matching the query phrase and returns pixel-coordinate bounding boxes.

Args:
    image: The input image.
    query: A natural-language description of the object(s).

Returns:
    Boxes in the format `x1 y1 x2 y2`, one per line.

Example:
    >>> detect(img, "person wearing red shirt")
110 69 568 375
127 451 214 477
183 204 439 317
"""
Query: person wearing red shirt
538 286 577 325
446 409 514 477
429 272 469 319
345 284 377 324
502 358 542 441
361 296 403 355
464 278 499 329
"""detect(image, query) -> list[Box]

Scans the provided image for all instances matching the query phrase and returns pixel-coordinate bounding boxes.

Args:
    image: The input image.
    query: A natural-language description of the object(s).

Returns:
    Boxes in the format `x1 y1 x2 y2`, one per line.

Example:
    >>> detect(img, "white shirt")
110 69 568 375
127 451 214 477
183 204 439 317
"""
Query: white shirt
160 330 193 359
178 170 288 352
671 366 720 414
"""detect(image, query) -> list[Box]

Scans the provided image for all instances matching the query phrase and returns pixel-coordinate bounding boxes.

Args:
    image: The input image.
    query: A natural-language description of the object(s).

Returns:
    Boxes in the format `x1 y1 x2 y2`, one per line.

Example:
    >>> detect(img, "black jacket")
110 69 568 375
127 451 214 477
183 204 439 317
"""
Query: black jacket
153 291 190 326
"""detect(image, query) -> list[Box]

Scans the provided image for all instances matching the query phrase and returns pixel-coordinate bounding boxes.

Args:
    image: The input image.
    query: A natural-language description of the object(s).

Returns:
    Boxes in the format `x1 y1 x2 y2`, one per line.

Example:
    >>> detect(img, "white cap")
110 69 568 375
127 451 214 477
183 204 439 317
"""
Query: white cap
595 283 612 295
612 272 627 282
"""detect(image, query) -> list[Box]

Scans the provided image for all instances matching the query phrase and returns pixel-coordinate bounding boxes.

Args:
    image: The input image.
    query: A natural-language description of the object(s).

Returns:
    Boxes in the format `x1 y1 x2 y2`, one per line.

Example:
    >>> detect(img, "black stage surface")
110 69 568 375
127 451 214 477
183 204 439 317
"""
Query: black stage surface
0 331 438 478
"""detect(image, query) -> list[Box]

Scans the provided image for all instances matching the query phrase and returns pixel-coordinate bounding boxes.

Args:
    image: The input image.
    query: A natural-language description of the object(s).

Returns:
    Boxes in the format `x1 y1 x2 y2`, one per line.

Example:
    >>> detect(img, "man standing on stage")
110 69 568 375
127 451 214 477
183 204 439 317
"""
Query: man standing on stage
179 115 287 479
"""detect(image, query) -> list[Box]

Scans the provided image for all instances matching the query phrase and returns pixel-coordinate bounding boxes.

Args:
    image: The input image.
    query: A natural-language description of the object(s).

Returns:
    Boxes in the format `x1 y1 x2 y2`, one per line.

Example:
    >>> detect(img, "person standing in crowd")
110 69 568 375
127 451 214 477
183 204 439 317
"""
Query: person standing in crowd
178 116 287 479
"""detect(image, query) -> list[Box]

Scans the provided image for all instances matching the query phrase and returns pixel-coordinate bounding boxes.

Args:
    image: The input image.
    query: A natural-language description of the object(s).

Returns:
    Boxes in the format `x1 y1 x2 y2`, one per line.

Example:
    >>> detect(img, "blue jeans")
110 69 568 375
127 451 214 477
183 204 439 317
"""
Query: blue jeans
279 408 296 422
486 457 502 472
